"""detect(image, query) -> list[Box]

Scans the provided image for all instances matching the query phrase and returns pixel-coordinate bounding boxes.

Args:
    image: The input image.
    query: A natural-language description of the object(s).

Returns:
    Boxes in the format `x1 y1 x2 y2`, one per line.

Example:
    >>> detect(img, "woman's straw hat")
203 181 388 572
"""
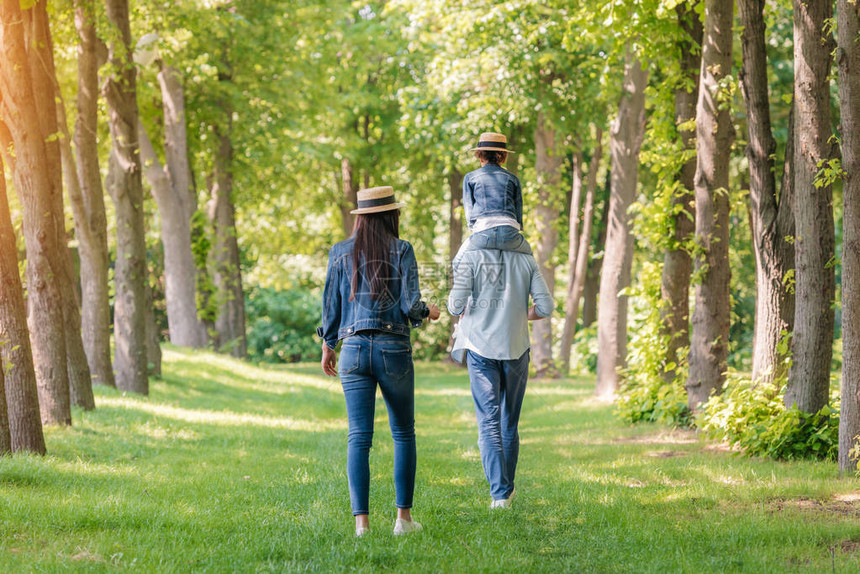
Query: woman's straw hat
350 186 406 215
469 132 516 153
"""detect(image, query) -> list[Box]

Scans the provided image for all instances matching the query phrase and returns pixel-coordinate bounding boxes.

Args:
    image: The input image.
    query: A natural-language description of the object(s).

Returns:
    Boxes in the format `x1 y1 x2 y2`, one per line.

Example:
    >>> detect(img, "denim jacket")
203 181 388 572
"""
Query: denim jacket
462 163 523 228
317 237 429 349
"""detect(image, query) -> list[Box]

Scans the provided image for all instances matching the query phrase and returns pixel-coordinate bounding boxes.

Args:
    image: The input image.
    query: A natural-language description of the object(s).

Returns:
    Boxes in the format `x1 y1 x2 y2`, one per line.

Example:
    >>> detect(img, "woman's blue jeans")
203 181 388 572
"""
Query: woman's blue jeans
338 332 416 516
466 349 529 501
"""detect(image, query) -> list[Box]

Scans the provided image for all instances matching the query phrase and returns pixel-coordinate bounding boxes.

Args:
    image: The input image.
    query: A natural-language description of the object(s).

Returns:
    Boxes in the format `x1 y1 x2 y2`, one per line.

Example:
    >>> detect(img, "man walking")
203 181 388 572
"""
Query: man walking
448 236 553 508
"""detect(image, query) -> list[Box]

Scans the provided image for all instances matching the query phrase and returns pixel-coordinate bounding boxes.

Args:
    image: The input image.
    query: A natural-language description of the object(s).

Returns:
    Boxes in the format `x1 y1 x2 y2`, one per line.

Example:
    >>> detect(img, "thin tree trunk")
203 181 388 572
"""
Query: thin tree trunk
532 111 563 378
138 65 207 348
738 0 797 385
837 0 860 472
0 156 46 453
0 366 9 455
0 0 72 425
209 73 248 358
560 132 603 373
686 0 734 411
582 174 611 329
341 158 357 237
784 0 836 413
660 4 702 384
104 0 149 395
73 0 115 388
145 280 162 377
597 49 648 400
448 168 463 346
506 125 522 177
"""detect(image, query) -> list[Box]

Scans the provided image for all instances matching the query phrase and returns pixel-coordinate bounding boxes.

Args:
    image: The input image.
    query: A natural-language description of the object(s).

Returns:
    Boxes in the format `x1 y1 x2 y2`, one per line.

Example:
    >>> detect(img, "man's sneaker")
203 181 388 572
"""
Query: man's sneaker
490 488 516 509
393 518 423 535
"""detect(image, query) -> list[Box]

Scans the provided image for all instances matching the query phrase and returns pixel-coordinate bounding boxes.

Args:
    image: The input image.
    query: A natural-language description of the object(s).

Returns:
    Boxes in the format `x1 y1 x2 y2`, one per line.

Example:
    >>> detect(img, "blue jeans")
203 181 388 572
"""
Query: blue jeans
339 332 416 515
453 226 532 271
466 349 530 501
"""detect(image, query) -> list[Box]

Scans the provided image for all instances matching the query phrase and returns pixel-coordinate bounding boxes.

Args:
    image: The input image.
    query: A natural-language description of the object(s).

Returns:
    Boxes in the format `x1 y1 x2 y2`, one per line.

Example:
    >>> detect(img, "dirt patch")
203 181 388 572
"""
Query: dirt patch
840 540 860 554
702 442 737 453
646 450 688 458
613 430 698 446
769 495 860 518
70 550 104 563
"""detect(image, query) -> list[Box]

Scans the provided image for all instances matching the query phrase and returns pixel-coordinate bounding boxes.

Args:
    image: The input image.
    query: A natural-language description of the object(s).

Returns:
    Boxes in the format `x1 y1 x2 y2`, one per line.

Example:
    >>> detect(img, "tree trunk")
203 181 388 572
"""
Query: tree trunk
209 97 248 359
341 158 357 237
582 175 611 329
506 125 522 177
138 65 208 348
532 111 563 378
686 0 734 411
448 168 463 345
0 0 72 425
104 0 149 395
837 0 860 472
784 0 836 413
0 366 10 455
145 280 162 377
0 156 46 454
738 0 797 385
560 131 603 374
597 50 648 400
73 0 115 389
660 4 702 384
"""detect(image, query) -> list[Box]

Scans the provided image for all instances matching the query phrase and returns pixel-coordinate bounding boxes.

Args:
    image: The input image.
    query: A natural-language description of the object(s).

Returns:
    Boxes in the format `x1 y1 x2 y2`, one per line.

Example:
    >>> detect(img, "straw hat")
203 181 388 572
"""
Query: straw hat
469 132 516 153
350 186 406 215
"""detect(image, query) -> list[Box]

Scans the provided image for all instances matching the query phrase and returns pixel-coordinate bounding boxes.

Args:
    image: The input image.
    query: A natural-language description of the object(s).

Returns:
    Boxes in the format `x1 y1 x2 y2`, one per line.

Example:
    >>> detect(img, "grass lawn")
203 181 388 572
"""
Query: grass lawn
2 346 859 572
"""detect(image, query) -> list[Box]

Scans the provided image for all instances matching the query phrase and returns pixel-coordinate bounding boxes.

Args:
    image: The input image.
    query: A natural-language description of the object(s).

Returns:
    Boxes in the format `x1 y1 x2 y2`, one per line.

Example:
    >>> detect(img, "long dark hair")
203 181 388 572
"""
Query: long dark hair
350 209 400 301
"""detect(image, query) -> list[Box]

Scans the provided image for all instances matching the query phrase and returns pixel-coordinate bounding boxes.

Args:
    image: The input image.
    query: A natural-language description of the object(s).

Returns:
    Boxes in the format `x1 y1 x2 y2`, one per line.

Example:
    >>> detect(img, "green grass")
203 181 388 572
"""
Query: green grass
2 346 859 572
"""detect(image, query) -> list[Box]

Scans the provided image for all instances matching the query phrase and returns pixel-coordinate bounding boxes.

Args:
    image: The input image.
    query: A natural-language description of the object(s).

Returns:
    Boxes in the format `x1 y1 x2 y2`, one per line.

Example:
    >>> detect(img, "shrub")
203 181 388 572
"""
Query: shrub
245 286 322 363
697 373 839 461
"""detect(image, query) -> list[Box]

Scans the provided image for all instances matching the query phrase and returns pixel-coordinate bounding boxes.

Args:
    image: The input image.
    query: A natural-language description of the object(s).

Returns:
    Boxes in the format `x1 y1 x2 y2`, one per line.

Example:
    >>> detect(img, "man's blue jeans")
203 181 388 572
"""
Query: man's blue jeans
339 332 416 516
466 349 530 501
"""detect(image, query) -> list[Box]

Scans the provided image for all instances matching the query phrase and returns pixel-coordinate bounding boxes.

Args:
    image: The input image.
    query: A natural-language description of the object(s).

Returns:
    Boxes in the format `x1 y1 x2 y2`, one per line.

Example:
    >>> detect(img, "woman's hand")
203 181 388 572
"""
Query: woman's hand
427 303 441 321
321 343 338 376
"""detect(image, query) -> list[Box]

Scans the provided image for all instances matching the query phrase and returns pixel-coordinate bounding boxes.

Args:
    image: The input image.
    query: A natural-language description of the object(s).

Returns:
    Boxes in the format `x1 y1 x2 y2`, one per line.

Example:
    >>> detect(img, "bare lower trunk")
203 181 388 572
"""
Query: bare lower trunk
145 280 162 377
210 116 248 358
561 132 603 373
0 367 9 454
660 4 702 383
597 50 648 400
0 0 71 425
448 168 463 346
341 158 357 237
583 178 610 329
686 0 734 411
532 112 563 378
784 0 836 413
139 66 207 349
0 156 46 454
104 0 149 395
73 0 115 389
738 0 797 386
837 0 860 472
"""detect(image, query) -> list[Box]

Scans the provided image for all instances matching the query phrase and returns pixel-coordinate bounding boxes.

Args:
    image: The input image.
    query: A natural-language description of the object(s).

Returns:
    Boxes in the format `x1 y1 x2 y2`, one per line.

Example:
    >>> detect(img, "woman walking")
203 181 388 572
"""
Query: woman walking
318 186 439 537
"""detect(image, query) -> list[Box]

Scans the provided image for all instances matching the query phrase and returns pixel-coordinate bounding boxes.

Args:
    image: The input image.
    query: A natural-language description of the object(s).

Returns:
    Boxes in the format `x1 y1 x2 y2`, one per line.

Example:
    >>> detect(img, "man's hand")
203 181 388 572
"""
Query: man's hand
528 306 544 321
321 343 338 376
427 303 441 321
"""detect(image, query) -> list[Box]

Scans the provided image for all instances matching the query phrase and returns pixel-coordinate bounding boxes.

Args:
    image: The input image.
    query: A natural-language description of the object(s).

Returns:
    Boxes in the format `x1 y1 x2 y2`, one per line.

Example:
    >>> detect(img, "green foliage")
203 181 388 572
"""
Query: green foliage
698 373 840 461
245 286 321 364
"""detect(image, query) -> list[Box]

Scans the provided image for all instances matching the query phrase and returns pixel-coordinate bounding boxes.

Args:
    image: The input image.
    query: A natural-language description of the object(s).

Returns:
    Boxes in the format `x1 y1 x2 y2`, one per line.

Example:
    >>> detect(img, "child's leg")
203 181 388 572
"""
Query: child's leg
485 227 532 255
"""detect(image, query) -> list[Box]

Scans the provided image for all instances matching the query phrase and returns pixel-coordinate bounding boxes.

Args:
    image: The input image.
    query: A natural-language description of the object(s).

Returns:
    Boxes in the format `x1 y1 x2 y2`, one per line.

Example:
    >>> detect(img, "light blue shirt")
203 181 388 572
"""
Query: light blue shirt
447 246 553 362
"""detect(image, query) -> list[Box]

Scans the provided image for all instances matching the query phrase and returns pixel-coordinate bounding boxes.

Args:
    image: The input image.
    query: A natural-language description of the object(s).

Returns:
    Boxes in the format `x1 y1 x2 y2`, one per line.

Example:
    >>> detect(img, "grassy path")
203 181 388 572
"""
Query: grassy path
1 346 859 572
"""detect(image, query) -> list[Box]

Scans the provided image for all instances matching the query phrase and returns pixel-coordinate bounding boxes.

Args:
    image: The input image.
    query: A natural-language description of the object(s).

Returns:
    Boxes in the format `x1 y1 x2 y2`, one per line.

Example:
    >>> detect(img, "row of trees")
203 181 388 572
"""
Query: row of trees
0 0 253 454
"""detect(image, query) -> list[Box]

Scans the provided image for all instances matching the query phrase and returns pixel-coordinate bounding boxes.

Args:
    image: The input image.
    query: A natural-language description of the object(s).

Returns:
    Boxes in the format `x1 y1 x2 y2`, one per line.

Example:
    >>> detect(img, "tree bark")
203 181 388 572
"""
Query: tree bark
138 65 208 348
837 0 860 472
597 50 648 400
582 174 611 329
660 4 702 384
0 0 72 425
686 0 734 411
532 111 563 378
0 156 46 454
145 279 162 377
738 0 797 385
209 75 247 358
560 131 603 373
0 365 9 455
104 0 149 395
341 158 357 237
72 0 115 389
784 0 836 413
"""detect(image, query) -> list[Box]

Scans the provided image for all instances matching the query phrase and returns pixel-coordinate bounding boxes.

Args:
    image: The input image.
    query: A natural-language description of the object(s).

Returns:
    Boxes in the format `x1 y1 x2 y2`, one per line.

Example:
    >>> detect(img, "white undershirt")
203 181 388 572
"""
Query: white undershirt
471 215 521 233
